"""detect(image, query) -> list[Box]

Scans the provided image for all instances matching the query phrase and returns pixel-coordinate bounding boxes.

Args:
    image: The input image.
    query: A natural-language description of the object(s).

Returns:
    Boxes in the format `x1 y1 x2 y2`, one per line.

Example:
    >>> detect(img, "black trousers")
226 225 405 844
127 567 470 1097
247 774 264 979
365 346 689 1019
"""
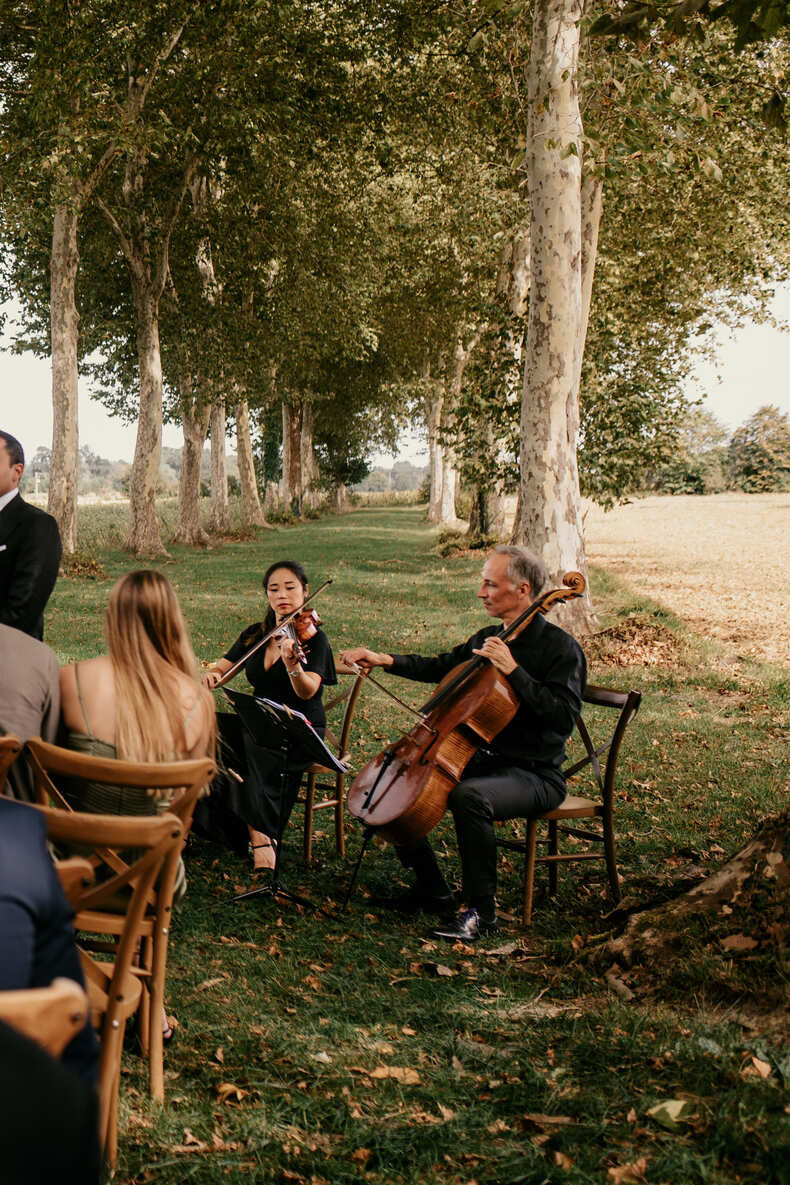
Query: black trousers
396 753 565 915
194 712 315 850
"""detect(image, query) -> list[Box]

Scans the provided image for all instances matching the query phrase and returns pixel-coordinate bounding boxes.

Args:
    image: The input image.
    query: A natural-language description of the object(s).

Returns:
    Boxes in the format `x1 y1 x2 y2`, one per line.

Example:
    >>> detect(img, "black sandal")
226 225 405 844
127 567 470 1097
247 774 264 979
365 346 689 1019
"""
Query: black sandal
249 839 277 872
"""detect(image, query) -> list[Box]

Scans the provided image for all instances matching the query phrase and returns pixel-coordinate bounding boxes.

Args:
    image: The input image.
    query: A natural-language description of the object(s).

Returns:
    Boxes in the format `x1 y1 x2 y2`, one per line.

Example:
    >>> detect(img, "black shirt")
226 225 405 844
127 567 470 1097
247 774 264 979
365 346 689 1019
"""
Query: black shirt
389 615 586 779
224 624 337 730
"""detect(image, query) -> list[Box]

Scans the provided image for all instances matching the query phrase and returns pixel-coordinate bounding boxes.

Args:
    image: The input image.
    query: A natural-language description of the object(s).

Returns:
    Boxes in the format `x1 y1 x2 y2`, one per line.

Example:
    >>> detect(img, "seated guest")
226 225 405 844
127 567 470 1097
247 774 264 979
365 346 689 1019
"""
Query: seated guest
0 429 62 640
59 569 216 811
58 569 215 1040
0 623 61 801
0 795 98 1084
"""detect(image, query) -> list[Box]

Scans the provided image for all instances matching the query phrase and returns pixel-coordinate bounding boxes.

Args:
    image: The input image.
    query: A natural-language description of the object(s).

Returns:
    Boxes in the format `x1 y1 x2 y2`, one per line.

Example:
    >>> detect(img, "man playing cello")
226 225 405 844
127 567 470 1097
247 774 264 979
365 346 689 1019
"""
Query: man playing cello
340 546 586 941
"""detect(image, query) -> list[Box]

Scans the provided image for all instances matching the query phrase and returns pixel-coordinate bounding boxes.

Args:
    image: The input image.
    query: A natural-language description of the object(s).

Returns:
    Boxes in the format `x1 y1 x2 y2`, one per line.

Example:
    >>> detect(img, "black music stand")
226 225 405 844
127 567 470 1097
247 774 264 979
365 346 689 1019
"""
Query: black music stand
222 690 347 911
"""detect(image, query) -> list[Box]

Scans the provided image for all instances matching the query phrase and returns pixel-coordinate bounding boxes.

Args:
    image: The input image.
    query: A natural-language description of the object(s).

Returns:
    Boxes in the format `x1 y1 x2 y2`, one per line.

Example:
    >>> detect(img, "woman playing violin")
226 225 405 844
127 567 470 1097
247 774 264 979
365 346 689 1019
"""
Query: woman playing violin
200 560 336 871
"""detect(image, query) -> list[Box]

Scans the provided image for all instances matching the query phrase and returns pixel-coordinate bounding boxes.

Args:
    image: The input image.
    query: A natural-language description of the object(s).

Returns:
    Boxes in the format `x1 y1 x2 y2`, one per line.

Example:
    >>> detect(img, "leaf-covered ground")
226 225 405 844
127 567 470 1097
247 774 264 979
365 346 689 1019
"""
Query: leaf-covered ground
47 503 789 1183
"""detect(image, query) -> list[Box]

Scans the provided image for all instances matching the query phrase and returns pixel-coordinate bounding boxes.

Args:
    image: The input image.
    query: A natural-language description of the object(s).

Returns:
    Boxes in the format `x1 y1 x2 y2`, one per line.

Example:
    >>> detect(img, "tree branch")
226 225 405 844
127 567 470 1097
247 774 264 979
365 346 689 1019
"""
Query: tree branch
95 194 143 279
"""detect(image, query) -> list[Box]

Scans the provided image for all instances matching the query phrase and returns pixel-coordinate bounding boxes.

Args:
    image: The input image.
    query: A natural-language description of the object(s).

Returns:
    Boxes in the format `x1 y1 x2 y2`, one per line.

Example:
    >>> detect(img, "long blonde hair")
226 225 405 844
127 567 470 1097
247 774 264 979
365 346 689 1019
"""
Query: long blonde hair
106 569 214 763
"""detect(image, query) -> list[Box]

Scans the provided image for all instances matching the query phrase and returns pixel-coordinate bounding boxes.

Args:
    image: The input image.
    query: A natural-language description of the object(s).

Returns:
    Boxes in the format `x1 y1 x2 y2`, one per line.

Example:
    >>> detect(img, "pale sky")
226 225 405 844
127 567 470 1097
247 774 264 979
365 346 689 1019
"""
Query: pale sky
1 283 788 467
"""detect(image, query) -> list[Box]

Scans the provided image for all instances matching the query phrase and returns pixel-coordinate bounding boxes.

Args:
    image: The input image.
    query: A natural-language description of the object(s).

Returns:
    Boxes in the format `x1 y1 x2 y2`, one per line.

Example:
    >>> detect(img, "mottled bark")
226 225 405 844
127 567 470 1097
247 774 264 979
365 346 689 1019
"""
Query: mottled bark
605 809 790 969
173 383 210 546
280 402 304 515
332 483 351 513
234 399 266 527
48 203 80 554
300 403 321 512
426 383 444 525
513 0 595 635
576 165 604 392
208 401 229 534
126 273 168 556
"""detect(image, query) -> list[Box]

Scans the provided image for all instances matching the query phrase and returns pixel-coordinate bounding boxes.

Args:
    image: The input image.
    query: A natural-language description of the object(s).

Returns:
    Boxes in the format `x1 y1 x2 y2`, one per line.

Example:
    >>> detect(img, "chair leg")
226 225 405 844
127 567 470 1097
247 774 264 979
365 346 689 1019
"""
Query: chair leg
334 773 345 859
548 820 558 897
523 819 538 927
303 773 315 864
138 982 151 1057
148 924 168 1099
604 825 621 903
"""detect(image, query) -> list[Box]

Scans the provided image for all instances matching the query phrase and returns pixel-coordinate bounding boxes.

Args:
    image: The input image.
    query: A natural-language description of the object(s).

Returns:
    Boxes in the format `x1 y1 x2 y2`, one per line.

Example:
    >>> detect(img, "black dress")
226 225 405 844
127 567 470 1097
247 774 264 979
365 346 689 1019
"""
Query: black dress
195 624 337 850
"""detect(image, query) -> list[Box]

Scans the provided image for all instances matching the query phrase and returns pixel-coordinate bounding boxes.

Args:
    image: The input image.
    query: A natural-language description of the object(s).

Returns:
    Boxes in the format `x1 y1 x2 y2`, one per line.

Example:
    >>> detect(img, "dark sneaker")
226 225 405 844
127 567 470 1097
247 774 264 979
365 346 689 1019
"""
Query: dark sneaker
370 886 456 916
431 908 499 943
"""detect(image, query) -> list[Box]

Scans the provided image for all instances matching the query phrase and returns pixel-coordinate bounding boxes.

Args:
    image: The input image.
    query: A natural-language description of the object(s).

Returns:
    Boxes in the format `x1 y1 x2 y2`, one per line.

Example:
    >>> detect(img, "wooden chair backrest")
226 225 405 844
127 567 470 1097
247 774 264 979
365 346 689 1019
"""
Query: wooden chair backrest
564 684 642 808
28 802 183 1151
0 734 22 793
24 735 215 915
0 977 89 1059
321 668 366 757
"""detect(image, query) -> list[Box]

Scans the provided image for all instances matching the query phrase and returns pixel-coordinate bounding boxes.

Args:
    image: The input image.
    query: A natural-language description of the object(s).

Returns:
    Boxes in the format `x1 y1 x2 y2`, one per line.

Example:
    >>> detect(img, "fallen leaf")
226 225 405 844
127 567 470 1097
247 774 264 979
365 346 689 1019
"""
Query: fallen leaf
626 1107 638 1124
748 1056 772 1078
522 1113 576 1128
402 1026 417 1036
553 1150 573 1168
437 1103 456 1121
605 966 635 1002
482 941 521 957
302 974 322 990
646 1099 694 1130
608 1157 648 1184
370 1065 421 1084
216 1082 247 1104
311 1051 332 1064
213 1047 224 1064
721 934 759 952
487 1119 510 1133
182 1128 202 1147
351 1149 370 1163
197 976 227 992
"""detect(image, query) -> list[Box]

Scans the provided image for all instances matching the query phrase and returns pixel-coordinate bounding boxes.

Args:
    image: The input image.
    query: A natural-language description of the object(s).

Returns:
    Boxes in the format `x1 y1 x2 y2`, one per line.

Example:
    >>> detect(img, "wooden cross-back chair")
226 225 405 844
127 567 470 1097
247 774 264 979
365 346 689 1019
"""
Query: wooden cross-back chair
24 737 216 1104
0 733 22 793
0 977 89 1060
496 684 642 925
297 668 365 863
26 802 183 1165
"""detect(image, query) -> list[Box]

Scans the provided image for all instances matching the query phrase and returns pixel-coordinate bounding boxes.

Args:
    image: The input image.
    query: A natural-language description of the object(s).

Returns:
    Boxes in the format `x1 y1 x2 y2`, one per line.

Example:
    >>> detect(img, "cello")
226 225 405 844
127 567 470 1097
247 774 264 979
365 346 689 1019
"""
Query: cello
346 571 586 845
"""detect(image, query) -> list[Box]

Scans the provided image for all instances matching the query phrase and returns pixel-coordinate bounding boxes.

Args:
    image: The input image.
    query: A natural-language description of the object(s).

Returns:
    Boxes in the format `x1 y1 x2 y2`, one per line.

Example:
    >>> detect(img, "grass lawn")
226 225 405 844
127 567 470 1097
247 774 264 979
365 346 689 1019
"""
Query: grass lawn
48 504 790 1184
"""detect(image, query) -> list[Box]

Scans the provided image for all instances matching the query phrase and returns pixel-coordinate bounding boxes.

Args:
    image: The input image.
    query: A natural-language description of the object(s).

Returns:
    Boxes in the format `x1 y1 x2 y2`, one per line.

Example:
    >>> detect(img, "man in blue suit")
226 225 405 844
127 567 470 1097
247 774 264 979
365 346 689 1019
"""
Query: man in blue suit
0 431 62 640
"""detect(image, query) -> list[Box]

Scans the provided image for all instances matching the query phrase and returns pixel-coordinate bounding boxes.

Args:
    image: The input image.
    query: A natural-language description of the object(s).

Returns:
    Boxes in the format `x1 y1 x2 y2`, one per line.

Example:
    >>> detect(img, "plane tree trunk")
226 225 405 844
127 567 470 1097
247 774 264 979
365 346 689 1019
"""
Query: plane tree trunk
48 202 80 554
512 0 596 635
208 400 229 534
235 398 266 528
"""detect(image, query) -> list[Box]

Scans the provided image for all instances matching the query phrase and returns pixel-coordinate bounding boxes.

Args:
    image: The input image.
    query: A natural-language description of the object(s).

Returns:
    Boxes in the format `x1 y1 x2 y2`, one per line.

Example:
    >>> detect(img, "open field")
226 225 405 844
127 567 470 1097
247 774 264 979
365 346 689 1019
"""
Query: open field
44 504 789 1184
585 493 790 667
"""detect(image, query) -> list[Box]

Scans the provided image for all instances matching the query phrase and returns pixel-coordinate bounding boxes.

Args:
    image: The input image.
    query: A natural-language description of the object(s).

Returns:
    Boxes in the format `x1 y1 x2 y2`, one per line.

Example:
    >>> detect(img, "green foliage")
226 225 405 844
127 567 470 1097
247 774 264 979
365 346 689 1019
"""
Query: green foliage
651 407 730 494
727 404 790 491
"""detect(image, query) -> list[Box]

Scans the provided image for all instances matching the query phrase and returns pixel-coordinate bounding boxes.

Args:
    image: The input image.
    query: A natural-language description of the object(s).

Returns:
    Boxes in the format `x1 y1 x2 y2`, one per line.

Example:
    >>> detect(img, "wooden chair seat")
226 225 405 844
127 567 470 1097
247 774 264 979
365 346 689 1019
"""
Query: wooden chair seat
0 734 22 794
81 960 143 1029
0 978 89 1059
496 684 642 925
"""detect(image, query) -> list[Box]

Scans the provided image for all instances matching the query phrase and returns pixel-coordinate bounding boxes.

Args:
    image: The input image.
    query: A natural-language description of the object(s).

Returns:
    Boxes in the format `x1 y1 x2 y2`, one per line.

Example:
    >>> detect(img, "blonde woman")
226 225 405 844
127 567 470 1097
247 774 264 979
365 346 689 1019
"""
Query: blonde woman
60 569 215 790
59 570 215 1040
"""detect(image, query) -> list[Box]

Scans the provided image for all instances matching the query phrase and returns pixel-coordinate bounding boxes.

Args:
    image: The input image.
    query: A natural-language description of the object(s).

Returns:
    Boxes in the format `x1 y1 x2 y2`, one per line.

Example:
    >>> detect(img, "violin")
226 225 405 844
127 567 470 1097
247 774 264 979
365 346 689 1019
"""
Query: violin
346 572 586 845
208 579 331 690
274 609 322 665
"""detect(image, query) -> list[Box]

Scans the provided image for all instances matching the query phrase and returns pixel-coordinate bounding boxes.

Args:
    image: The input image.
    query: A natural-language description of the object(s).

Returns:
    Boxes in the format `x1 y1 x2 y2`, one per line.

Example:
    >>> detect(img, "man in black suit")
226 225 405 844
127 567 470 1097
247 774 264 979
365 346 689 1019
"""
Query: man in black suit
0 430 62 640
